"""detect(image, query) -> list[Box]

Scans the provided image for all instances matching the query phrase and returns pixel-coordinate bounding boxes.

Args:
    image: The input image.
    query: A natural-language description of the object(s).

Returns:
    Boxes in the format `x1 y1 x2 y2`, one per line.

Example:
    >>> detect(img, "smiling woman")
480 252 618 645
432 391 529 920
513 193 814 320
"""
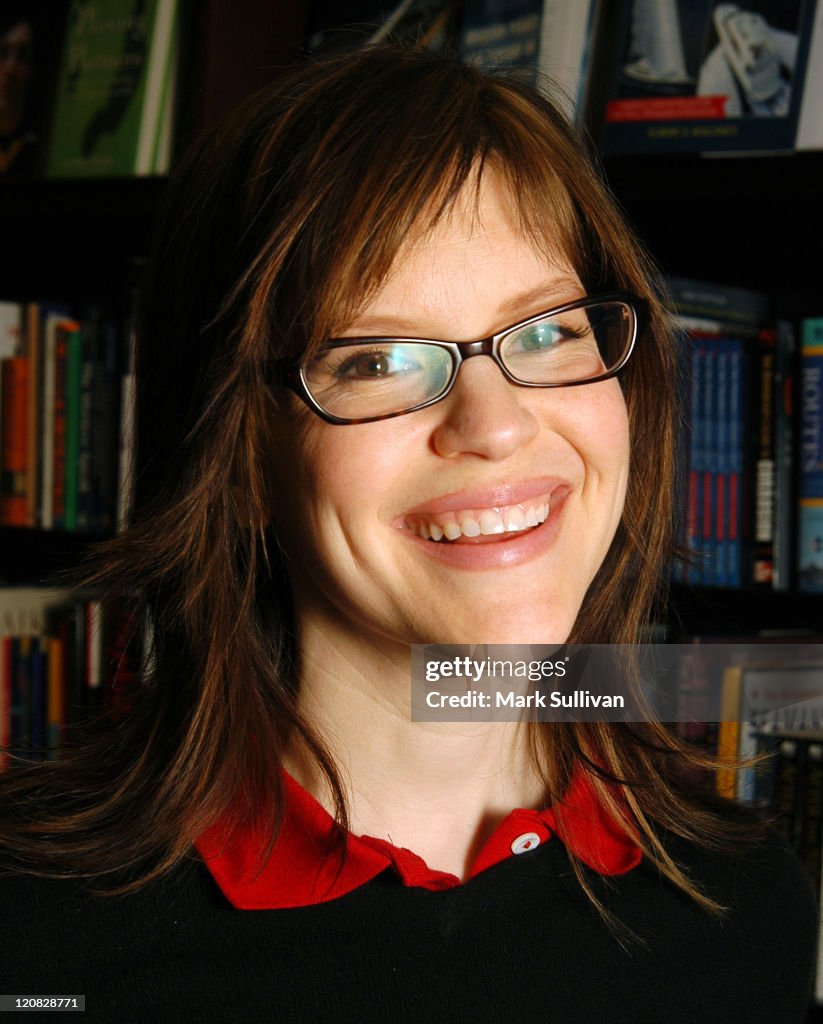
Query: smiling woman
0 45 816 1023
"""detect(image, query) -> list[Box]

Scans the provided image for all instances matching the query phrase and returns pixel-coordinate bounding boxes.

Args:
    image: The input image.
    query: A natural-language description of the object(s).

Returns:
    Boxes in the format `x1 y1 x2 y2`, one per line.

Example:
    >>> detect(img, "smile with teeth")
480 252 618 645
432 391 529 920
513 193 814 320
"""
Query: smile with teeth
406 500 551 542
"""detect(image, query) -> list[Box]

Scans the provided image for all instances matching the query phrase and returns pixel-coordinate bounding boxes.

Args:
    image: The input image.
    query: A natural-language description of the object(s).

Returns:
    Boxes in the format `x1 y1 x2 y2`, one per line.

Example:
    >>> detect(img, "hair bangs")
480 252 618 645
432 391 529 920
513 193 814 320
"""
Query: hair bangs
243 57 595 367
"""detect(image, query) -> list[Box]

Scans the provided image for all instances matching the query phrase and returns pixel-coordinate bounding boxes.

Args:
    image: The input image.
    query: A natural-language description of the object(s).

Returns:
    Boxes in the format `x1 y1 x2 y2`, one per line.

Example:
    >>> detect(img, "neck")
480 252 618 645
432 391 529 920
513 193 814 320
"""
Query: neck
284 614 547 880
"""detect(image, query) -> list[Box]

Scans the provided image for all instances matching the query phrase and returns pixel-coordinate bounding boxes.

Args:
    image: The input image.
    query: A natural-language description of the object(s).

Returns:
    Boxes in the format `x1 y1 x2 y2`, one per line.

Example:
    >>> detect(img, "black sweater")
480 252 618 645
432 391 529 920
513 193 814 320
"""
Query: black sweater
0 829 817 1023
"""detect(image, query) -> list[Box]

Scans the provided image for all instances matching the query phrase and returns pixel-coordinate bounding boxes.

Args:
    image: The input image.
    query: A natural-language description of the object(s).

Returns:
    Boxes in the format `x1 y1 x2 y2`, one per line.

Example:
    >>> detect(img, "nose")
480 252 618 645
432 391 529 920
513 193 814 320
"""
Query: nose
431 356 539 460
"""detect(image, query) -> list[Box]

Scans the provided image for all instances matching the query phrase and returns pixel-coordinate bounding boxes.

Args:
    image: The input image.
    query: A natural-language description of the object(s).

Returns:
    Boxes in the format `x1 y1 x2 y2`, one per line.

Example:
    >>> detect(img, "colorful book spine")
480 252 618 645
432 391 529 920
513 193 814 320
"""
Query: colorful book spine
715 339 730 587
689 335 705 583
727 338 745 588
798 318 823 592
64 325 83 531
702 338 718 585
752 327 777 587
0 357 30 526
773 319 796 592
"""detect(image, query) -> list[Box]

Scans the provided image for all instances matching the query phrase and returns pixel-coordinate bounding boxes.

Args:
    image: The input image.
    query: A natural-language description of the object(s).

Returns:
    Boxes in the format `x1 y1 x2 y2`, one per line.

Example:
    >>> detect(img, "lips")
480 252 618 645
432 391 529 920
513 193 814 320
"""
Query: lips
399 479 570 549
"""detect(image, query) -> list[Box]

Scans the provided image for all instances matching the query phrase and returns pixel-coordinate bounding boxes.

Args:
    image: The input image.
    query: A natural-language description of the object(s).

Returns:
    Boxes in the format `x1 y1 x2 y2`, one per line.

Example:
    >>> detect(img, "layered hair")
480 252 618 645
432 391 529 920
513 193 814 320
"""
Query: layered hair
0 46 752 908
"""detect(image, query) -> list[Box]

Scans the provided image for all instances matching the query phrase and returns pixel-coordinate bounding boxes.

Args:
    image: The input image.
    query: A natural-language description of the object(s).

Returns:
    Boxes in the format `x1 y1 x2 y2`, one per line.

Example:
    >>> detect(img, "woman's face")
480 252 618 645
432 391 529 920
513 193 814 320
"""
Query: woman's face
267 171 630 648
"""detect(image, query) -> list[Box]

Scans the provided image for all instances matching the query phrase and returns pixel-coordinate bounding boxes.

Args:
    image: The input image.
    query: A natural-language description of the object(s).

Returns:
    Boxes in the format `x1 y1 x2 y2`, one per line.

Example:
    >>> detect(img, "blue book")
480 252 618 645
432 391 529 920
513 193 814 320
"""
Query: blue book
688 335 706 583
460 0 543 82
727 338 745 588
702 337 718 585
773 320 797 591
715 339 730 587
28 637 46 760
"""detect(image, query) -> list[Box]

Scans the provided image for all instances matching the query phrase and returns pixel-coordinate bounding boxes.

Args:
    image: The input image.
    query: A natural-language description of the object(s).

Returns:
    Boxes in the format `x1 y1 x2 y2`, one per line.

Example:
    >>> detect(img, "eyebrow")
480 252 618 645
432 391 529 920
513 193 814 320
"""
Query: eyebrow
494 278 583 319
343 278 584 338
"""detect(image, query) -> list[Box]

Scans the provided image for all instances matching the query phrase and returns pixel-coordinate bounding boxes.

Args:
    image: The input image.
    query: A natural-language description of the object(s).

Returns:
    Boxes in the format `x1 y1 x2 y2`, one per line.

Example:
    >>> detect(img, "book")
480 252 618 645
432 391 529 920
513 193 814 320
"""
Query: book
0 357 29 527
796 0 823 148
307 1 460 54
773 319 796 591
600 0 819 156
798 317 823 592
459 0 603 122
45 0 181 179
717 658 823 802
752 327 777 587
0 3 70 179
0 302 23 447
0 589 100 764
64 324 84 531
0 302 23 360
668 278 772 588
23 300 70 528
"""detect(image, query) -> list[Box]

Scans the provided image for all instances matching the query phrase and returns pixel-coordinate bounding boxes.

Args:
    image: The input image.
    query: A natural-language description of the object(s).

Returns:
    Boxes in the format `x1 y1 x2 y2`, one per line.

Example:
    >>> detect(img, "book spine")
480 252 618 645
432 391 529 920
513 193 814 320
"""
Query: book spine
728 339 745 588
40 316 58 530
689 335 705 584
0 636 9 771
46 635 65 760
715 340 730 588
773 319 796 592
716 666 742 799
773 735 804 850
28 637 46 759
459 0 542 81
51 323 71 530
0 357 30 526
798 318 823 592
703 338 718 586
64 326 83 531
753 327 777 587
76 311 99 532
24 303 41 527
90 321 121 533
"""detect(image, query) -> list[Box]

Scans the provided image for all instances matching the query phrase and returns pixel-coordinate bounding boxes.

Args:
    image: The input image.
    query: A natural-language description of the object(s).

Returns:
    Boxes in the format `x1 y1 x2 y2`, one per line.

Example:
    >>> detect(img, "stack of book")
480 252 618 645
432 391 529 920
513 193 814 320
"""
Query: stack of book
667 275 823 594
0 298 135 535
0 589 141 767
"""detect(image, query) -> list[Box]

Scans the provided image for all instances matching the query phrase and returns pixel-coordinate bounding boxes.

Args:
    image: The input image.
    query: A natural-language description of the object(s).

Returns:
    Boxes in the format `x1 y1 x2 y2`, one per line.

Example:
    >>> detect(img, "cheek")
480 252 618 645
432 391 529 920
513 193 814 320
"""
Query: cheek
550 381 630 475
265 416 400 550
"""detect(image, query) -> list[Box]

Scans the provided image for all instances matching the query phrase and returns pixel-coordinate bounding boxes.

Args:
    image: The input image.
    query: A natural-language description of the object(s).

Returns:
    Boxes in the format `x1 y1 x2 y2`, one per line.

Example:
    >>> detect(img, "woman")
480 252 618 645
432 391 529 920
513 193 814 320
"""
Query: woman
0 46 816 1022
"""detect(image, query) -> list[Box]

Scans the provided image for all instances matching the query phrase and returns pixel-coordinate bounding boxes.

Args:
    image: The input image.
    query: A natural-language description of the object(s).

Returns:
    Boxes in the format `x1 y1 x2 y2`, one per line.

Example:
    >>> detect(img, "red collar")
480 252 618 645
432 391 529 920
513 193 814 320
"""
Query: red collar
196 770 641 910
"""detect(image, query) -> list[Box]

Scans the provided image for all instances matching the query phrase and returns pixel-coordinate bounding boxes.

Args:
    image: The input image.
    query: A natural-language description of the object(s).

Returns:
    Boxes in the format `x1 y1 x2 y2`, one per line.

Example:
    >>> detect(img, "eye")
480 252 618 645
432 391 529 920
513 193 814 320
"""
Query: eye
334 347 420 379
516 323 562 351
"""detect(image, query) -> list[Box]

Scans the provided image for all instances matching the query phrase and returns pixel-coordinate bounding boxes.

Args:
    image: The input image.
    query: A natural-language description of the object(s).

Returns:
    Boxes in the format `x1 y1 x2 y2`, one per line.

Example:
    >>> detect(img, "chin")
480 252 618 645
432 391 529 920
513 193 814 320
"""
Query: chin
420 606 579 648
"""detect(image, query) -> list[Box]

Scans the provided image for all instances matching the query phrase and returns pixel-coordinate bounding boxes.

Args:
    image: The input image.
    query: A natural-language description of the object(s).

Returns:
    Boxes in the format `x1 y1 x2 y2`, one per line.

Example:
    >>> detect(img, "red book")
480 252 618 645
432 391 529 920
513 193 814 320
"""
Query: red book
1 356 30 526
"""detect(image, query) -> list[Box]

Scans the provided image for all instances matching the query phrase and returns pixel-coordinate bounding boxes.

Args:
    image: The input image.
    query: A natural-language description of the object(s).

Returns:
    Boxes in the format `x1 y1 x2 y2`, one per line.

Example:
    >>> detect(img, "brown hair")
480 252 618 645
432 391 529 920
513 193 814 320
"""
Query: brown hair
0 46 755 910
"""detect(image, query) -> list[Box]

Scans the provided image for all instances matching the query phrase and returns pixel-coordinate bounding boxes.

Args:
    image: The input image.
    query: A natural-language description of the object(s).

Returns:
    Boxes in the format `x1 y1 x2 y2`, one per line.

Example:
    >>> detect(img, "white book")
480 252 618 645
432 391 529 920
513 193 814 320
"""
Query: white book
0 302 23 360
796 0 823 150
536 0 601 123
136 0 180 175
40 313 66 531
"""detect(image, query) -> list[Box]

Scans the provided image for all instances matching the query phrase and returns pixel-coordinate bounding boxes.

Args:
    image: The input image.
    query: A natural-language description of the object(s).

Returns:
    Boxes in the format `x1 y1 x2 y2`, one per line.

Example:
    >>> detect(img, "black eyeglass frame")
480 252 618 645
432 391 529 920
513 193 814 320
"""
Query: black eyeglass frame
273 291 645 425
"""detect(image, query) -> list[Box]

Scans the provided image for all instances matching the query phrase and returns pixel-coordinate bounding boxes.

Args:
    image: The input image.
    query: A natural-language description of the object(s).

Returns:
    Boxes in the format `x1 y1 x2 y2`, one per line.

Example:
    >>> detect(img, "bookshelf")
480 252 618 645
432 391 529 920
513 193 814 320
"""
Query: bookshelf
0 6 820 677
1 2 822 1019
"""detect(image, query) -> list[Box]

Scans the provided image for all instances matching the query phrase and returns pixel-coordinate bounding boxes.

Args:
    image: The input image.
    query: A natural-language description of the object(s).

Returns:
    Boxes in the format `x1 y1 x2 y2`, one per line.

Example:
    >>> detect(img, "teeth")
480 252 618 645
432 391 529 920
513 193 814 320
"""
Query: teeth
461 517 481 537
479 510 505 535
408 500 552 542
504 507 527 532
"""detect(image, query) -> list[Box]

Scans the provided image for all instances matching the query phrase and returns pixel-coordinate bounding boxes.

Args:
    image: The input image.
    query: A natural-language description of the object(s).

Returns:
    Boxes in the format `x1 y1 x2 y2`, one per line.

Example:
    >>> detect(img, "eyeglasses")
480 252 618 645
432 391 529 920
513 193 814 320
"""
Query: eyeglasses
274 292 642 424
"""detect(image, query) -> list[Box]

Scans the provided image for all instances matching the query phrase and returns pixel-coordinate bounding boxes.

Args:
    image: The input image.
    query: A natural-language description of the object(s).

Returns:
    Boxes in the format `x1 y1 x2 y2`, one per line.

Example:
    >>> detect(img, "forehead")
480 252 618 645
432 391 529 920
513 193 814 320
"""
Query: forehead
341 169 581 338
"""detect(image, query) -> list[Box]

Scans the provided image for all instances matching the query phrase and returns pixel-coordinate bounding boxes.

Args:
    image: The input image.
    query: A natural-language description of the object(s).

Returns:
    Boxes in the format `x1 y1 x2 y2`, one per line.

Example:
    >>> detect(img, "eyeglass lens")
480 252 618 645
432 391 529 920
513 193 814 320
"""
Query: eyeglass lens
303 299 634 420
